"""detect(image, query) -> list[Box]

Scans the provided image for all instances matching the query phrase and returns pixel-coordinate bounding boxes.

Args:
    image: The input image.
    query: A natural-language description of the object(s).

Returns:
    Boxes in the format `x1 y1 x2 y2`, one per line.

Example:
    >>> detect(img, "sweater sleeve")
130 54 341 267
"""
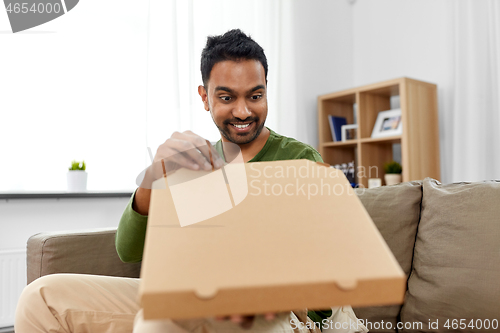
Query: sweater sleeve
298 146 324 163
115 190 148 263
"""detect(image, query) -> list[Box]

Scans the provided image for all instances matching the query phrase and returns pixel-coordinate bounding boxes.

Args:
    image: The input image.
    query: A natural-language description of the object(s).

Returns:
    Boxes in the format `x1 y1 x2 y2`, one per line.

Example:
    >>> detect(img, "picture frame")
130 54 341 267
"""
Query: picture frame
371 109 402 138
341 124 358 141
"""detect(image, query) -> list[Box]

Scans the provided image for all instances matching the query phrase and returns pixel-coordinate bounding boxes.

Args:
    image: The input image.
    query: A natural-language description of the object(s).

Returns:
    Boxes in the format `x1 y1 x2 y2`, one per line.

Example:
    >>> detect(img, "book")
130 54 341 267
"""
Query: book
328 116 347 142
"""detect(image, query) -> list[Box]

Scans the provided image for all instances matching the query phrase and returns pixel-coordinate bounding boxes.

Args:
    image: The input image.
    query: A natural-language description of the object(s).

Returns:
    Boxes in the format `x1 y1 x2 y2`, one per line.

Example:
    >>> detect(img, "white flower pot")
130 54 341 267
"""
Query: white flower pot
67 171 88 192
384 173 402 186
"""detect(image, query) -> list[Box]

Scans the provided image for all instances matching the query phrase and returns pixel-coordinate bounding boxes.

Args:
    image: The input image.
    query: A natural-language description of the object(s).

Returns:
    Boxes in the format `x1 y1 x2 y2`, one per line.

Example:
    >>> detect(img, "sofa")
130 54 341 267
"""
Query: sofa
26 178 500 332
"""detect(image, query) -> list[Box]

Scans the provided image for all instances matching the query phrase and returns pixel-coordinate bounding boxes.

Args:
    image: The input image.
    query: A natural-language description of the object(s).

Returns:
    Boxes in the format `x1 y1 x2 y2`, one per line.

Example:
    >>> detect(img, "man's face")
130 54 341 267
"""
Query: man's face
199 59 267 145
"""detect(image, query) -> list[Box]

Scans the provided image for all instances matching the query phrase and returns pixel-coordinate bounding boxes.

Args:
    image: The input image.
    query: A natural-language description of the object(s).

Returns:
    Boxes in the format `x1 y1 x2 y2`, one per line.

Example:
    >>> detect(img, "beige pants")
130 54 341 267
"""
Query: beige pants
15 274 320 333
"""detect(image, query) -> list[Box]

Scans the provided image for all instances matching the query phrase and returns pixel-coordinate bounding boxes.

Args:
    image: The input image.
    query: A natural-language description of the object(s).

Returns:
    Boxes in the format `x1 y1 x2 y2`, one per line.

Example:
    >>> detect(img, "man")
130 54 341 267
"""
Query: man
15 29 327 333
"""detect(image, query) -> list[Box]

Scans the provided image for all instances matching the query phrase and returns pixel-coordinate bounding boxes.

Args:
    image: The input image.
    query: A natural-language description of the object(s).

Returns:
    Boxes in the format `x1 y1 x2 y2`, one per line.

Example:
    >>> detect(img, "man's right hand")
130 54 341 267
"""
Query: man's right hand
133 131 224 215
152 131 224 173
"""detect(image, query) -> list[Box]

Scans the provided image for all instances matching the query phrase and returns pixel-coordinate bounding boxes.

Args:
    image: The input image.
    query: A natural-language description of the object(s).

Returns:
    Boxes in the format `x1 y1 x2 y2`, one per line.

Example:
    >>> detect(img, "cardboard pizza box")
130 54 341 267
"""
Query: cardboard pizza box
139 158 405 320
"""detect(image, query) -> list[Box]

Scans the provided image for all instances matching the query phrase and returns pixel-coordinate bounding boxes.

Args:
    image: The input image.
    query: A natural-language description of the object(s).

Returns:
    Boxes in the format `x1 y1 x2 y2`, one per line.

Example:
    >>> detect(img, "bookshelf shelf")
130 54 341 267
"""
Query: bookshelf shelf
360 136 401 144
318 77 440 187
322 140 358 148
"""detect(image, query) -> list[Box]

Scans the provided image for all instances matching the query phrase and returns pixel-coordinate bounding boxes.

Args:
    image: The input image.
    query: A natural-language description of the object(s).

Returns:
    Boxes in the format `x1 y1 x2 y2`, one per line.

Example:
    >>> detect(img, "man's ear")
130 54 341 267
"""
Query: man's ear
198 85 210 111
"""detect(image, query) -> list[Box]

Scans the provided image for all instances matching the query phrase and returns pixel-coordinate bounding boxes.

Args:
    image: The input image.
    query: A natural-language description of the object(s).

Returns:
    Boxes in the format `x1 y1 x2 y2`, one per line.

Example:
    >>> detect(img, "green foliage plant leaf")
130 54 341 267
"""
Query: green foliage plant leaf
69 160 86 171
384 161 402 174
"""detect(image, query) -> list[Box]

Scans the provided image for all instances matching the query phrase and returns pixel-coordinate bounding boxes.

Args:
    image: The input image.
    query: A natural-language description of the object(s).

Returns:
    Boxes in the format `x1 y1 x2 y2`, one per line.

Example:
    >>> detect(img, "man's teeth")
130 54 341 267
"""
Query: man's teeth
233 123 250 129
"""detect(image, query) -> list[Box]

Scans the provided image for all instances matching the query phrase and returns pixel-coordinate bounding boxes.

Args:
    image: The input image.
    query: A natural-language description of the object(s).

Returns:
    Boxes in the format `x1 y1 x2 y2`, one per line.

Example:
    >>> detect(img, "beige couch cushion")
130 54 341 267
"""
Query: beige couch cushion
27 228 141 284
353 181 423 333
400 178 500 332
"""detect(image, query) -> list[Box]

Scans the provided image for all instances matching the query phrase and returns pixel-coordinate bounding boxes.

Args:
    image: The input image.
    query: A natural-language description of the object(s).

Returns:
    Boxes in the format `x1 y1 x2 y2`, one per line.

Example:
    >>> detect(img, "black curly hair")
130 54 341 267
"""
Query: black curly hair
200 29 268 88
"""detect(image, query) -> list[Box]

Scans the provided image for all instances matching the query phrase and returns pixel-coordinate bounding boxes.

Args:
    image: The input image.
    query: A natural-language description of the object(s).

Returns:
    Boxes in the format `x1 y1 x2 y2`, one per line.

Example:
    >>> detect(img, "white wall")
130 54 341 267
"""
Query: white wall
0 0 148 193
0 197 130 252
351 0 453 183
352 0 450 87
291 0 353 149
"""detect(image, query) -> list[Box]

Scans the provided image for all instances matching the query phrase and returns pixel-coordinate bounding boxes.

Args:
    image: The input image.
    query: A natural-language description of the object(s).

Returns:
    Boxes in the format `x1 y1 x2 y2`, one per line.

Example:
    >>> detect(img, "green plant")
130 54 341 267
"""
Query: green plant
384 161 402 174
69 160 86 171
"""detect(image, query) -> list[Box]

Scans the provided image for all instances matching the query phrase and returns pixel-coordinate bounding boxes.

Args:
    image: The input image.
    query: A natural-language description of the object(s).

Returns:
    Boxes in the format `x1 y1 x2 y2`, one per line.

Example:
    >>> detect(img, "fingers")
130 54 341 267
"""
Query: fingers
165 153 199 171
158 132 224 171
264 312 276 321
239 315 255 329
197 140 225 169
214 313 277 330
215 315 255 329
167 139 211 170
182 131 224 168
137 131 227 189
214 315 246 323
164 142 208 171
172 132 223 166
230 315 243 323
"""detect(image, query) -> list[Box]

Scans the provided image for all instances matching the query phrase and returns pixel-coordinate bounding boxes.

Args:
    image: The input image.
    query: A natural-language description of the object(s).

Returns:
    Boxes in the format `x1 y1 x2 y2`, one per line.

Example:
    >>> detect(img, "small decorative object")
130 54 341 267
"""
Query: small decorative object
371 109 402 138
67 160 87 192
328 115 347 142
332 160 356 187
341 124 358 141
383 161 402 186
368 178 382 188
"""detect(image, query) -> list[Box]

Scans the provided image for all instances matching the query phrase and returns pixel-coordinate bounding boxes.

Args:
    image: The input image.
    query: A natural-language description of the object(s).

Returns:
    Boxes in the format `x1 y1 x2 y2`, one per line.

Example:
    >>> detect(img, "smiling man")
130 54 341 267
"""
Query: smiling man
15 29 327 333
201 61 268 145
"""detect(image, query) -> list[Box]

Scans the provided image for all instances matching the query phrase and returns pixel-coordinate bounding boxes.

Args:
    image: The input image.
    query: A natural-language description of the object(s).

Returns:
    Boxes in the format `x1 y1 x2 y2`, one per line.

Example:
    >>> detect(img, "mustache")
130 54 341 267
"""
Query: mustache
223 117 259 125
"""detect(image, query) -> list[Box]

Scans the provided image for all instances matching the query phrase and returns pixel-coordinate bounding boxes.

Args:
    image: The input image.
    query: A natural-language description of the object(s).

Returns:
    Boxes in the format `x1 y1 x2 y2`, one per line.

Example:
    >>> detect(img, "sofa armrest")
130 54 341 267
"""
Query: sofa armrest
27 228 141 284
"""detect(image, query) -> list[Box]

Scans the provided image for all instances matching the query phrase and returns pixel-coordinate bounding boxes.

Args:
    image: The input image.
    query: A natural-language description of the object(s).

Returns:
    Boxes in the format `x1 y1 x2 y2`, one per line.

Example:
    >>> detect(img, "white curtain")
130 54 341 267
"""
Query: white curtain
444 0 500 182
0 0 149 191
145 0 298 152
0 0 298 192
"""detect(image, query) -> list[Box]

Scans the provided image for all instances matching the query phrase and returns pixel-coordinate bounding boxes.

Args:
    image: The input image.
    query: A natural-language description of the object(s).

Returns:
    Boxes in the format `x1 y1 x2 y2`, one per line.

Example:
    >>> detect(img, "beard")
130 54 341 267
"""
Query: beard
214 116 266 145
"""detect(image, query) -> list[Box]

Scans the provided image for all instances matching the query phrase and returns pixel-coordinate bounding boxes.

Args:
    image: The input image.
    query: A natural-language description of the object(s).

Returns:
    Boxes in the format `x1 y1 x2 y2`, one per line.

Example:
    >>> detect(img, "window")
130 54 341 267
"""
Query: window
0 0 291 191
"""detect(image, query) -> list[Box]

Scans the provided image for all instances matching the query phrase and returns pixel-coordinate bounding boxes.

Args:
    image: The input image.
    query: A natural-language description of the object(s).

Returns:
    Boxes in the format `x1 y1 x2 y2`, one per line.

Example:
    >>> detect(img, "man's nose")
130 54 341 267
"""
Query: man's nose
232 99 252 119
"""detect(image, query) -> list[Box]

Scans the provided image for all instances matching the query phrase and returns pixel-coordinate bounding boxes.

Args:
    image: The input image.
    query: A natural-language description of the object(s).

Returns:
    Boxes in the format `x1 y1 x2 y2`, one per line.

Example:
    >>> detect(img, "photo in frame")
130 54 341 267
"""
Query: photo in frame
371 109 402 138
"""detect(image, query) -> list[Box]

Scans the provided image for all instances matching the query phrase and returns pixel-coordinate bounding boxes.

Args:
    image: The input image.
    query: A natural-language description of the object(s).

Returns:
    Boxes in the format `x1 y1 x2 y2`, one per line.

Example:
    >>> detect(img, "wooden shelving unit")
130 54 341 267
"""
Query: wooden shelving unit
318 77 440 187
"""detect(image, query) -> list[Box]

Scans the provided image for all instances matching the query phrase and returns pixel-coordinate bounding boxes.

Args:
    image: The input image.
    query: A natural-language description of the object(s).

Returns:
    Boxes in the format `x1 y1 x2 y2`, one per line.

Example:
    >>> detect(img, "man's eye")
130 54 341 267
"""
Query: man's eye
251 95 262 100
220 96 231 101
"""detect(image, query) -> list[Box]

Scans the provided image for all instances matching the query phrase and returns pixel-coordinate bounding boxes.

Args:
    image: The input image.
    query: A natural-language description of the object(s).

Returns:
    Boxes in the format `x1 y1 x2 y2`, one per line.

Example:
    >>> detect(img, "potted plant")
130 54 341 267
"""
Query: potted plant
383 161 402 186
67 160 87 192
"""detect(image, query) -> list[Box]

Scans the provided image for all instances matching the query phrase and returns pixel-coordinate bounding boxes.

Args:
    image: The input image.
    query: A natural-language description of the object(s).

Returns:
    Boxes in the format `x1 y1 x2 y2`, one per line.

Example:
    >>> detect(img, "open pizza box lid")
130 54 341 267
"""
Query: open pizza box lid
139 158 405 320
